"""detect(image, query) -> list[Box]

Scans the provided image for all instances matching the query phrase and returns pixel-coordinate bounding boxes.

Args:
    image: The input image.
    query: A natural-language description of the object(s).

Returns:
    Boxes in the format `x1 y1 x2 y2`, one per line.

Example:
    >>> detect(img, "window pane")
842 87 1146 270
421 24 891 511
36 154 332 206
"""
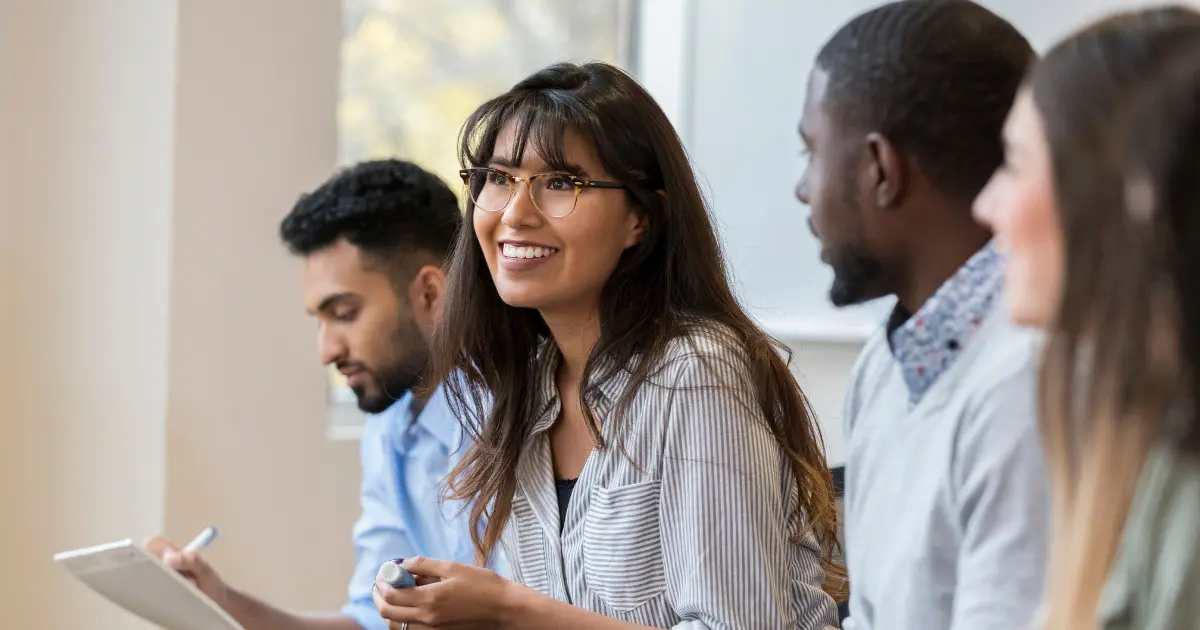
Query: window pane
339 0 632 187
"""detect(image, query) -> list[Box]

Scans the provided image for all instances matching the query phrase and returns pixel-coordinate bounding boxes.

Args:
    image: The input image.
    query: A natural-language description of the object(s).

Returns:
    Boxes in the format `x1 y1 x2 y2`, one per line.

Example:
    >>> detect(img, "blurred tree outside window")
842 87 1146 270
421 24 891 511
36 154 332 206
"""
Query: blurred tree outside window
330 0 634 406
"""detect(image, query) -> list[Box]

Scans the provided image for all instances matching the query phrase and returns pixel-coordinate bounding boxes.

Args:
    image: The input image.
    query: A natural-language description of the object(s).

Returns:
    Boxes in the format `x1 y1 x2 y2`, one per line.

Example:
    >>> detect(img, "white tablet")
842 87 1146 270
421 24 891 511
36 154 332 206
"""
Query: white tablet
54 539 244 630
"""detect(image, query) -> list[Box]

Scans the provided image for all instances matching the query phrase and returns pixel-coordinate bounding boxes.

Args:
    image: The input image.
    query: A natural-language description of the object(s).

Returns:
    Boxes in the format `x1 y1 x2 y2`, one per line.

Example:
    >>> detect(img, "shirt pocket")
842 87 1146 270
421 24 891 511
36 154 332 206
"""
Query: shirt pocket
583 480 667 613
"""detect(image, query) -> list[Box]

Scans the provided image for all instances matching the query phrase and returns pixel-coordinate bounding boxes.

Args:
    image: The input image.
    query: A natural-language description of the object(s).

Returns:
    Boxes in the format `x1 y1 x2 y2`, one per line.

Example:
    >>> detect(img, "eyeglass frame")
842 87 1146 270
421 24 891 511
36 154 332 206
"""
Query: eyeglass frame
459 166 626 218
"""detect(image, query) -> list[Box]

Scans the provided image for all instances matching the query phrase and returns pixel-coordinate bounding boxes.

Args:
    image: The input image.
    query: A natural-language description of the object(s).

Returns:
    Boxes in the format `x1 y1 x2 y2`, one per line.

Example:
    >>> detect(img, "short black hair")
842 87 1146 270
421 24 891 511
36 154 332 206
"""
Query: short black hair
816 0 1035 200
280 159 461 277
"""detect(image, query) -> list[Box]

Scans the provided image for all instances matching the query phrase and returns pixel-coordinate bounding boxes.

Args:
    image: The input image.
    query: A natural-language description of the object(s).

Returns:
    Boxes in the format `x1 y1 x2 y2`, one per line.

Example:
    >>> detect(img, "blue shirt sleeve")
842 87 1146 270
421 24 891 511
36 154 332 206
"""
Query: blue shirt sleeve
340 413 418 630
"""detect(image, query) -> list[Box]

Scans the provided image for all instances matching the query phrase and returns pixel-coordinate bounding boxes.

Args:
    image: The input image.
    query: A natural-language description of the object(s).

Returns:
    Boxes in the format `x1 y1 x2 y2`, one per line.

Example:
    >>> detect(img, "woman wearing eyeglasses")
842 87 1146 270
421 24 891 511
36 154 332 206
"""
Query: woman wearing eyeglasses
370 61 844 629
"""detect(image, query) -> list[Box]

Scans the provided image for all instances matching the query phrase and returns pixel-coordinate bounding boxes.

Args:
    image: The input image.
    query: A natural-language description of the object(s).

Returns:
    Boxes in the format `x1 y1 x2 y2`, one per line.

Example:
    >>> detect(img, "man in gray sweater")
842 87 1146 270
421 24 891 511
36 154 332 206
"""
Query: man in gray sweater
795 2 1048 630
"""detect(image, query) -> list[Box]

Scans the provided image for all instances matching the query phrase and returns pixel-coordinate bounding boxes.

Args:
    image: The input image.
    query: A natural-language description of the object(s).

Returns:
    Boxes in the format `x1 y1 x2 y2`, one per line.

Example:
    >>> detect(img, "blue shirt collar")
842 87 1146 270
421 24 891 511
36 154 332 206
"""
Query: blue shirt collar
414 382 460 451
887 241 1004 404
378 383 461 452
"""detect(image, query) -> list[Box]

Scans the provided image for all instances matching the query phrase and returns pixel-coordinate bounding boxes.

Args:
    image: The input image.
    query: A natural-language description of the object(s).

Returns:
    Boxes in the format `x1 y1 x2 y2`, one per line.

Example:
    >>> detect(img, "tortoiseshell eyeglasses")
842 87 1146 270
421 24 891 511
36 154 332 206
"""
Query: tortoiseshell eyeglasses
459 167 625 218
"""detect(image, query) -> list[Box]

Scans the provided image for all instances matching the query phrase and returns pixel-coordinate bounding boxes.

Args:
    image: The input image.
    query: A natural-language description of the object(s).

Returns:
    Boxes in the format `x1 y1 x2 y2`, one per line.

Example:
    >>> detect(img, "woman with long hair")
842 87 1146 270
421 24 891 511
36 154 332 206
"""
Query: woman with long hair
972 7 1200 629
372 61 843 629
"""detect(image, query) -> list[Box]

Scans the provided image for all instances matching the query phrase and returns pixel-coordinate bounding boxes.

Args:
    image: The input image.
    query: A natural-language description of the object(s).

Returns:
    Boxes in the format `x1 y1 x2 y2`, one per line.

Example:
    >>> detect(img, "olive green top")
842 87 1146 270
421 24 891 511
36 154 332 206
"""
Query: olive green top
1099 443 1200 630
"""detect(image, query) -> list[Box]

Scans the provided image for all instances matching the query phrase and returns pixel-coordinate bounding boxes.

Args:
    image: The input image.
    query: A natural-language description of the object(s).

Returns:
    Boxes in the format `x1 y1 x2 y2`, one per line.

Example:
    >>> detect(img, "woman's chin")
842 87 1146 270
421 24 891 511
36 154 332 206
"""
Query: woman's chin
495 285 550 311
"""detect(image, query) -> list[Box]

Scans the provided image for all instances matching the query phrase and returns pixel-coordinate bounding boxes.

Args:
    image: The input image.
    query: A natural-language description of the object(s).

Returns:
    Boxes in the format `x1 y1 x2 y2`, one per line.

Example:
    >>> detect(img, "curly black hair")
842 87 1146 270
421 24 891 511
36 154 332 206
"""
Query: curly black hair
816 0 1035 201
280 159 461 279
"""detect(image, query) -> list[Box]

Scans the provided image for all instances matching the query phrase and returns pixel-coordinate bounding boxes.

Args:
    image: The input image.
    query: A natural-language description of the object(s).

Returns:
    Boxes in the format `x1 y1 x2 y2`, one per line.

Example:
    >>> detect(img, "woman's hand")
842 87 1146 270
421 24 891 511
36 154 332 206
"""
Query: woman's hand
372 556 524 629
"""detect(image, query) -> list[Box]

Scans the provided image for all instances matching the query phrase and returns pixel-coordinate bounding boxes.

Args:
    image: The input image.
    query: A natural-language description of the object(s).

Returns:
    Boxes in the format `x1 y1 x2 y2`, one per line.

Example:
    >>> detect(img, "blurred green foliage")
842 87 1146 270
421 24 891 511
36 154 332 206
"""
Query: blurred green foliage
339 0 629 191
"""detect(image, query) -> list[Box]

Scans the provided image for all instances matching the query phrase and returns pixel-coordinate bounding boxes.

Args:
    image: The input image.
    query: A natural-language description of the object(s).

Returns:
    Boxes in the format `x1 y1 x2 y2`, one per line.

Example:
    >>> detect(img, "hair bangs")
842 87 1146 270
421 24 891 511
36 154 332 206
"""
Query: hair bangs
460 91 591 176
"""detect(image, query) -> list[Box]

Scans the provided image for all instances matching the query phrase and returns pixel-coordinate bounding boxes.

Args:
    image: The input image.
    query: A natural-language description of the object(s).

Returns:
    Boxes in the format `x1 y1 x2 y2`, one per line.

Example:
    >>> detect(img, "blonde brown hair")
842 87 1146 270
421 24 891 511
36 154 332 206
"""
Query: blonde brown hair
1027 7 1200 627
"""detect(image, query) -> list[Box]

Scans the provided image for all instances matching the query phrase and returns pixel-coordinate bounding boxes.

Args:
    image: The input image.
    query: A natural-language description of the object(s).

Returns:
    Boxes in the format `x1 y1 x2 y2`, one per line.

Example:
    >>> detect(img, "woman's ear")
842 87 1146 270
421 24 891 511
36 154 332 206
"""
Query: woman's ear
623 193 661 249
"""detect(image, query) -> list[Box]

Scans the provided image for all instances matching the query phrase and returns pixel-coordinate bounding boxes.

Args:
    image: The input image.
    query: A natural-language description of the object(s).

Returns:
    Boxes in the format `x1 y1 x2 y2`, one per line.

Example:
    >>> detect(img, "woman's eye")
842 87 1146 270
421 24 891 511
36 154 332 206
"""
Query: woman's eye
546 176 573 191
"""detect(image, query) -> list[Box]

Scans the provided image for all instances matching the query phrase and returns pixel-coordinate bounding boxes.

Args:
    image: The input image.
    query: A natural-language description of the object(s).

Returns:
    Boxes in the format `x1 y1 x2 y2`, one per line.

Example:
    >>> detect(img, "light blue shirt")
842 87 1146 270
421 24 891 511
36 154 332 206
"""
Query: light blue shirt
341 383 499 630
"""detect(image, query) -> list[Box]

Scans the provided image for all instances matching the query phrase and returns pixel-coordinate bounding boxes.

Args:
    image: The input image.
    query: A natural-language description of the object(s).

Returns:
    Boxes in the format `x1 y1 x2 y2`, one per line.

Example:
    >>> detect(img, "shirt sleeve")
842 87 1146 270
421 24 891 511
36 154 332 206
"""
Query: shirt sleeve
949 366 1050 630
659 352 841 630
340 415 419 630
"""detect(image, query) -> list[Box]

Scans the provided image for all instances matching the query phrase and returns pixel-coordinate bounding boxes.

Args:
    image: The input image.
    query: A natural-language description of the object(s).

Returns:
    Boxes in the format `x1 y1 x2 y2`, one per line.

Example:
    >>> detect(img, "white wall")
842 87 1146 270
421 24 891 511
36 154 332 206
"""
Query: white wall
164 0 360 607
638 0 1200 466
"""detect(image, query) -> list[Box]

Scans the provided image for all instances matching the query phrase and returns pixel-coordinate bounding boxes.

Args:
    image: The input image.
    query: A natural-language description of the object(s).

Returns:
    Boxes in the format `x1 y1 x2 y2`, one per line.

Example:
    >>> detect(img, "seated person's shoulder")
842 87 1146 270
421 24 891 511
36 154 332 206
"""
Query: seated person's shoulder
960 316 1043 415
951 317 1045 468
847 325 892 389
655 319 755 384
971 315 1044 382
1111 443 1200 622
1137 443 1200 534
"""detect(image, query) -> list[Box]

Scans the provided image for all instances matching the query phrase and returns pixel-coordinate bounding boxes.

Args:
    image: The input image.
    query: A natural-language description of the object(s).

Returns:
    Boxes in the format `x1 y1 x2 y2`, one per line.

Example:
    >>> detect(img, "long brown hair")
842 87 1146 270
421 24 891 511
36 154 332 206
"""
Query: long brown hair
429 61 845 596
1027 8 1200 627
1126 42 1200 452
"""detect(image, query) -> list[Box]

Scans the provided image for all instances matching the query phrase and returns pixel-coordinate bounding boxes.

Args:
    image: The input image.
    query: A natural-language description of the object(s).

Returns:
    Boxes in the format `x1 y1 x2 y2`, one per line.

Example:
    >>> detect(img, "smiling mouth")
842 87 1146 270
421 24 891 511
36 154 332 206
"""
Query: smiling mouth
502 243 559 259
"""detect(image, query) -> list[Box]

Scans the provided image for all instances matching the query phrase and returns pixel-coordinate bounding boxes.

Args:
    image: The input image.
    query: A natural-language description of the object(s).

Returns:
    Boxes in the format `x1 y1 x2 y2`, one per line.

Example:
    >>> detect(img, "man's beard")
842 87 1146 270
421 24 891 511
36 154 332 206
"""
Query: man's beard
824 172 890 307
346 319 431 414
828 245 888 307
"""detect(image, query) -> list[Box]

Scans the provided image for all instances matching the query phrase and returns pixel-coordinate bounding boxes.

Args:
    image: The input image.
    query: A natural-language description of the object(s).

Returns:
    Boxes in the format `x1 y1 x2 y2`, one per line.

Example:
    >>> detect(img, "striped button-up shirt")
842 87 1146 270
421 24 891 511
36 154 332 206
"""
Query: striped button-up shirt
500 323 840 629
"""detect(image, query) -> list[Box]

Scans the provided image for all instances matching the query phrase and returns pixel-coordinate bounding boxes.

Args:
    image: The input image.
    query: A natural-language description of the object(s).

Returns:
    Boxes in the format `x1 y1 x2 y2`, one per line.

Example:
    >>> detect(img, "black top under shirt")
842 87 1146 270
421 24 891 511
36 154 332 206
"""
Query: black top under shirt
554 477 577 531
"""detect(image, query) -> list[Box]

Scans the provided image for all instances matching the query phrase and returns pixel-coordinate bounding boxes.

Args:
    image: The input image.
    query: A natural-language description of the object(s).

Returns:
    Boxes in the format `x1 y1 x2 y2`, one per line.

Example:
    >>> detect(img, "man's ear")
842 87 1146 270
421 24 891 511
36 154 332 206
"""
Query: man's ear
407 264 446 327
864 132 906 209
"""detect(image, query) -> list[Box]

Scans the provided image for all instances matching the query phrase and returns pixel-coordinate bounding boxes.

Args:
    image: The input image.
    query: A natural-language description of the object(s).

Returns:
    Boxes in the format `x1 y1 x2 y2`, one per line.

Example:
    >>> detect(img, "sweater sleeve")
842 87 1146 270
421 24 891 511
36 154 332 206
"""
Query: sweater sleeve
1104 446 1200 630
948 366 1051 630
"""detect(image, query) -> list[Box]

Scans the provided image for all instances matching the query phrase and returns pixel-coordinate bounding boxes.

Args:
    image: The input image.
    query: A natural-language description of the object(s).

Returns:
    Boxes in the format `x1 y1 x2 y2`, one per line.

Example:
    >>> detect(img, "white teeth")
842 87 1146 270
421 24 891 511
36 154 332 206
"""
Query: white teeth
503 244 556 259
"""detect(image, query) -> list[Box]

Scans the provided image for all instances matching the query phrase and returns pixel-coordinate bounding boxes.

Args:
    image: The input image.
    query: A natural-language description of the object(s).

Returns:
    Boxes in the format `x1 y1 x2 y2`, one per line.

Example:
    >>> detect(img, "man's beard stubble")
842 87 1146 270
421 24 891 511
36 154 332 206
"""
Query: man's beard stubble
828 245 888 308
348 318 431 414
824 170 890 308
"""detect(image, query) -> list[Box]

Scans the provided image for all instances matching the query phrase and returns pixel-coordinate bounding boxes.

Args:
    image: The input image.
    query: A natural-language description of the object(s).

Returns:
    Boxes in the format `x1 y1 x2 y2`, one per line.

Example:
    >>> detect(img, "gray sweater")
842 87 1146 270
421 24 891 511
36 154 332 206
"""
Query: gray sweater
841 309 1050 630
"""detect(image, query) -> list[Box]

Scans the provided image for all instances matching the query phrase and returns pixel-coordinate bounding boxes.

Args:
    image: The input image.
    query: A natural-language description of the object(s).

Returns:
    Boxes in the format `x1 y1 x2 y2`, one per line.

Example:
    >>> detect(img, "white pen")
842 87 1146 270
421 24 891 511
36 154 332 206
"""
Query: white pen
182 525 219 554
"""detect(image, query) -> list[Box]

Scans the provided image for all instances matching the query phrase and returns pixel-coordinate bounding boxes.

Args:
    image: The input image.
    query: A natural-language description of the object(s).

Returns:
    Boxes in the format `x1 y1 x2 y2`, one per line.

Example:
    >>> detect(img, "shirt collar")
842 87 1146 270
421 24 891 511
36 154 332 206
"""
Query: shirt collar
529 339 633 438
373 384 459 452
887 241 1004 404
412 382 460 451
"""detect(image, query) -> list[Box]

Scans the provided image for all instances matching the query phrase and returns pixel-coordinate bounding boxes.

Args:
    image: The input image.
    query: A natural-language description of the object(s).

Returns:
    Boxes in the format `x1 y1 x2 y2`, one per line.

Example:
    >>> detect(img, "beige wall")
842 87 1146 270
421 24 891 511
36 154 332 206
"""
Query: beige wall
164 0 361 610
0 1 176 627
0 0 14 480
0 1 361 627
